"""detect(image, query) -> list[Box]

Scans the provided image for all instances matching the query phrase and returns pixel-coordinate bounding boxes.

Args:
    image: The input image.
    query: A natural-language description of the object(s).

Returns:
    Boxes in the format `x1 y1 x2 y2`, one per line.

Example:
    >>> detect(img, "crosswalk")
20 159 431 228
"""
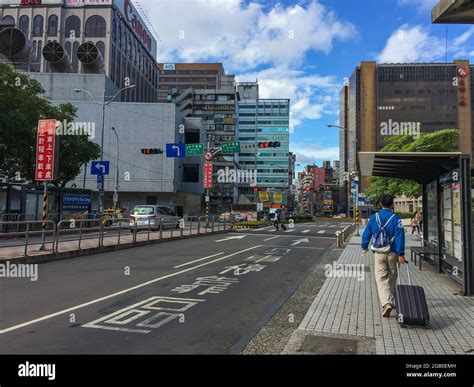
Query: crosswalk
244 222 350 236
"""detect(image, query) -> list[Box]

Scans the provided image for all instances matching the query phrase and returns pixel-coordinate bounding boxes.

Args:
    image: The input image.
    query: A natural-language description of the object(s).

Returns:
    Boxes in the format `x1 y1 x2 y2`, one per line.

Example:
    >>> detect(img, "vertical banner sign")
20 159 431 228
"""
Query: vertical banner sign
35 119 58 182
204 162 213 189
35 119 57 249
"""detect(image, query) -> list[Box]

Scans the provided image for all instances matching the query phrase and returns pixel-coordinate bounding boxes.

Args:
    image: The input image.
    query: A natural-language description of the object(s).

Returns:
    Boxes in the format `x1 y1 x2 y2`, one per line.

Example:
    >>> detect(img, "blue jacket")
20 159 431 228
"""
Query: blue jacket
361 209 405 256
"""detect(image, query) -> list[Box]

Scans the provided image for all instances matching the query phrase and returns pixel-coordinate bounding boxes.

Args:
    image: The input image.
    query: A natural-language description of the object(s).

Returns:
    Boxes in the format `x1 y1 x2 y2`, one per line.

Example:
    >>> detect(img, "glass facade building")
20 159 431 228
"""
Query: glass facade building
237 99 290 201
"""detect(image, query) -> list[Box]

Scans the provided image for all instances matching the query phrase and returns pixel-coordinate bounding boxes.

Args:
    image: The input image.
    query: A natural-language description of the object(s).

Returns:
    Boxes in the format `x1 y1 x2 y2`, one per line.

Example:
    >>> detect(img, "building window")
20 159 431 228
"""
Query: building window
47 15 58 37
19 15 29 35
85 15 106 38
32 15 44 37
2 15 14 25
65 15 81 38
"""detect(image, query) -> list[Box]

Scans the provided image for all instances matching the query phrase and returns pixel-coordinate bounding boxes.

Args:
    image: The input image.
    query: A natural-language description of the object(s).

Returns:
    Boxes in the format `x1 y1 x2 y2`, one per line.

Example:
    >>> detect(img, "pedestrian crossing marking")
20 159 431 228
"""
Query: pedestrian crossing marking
302 230 310 234
318 230 326 234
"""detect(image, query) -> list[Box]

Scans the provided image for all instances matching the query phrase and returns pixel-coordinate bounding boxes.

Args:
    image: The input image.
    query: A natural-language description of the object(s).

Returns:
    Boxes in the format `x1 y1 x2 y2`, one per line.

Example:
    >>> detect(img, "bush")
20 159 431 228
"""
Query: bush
238 221 270 227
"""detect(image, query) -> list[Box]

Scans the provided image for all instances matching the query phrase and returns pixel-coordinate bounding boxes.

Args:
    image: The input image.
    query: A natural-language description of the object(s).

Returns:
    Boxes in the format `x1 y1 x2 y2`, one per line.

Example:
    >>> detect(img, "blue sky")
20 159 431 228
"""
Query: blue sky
140 0 474 171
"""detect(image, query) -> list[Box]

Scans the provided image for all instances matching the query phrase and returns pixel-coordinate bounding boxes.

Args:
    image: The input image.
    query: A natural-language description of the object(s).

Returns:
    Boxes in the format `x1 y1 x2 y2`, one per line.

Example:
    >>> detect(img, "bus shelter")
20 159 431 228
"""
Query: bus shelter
359 152 473 296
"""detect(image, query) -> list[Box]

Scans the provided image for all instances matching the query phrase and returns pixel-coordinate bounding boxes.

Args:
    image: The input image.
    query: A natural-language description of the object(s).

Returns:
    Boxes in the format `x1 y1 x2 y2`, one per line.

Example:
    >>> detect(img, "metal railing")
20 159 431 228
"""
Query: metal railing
0 215 232 258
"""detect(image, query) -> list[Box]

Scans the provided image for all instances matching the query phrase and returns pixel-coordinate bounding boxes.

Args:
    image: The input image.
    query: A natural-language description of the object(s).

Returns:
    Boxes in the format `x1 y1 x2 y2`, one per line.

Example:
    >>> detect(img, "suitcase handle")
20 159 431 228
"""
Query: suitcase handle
397 262 412 286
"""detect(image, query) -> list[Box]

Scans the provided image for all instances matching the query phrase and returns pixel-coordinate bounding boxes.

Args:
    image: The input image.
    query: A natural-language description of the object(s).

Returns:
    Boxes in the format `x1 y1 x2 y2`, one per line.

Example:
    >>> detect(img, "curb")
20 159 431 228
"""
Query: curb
4 229 229 265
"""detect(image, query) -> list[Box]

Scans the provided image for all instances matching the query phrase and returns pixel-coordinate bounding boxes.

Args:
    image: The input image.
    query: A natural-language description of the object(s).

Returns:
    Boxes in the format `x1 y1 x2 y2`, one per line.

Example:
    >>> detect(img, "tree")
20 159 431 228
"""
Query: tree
0 63 101 187
366 129 459 204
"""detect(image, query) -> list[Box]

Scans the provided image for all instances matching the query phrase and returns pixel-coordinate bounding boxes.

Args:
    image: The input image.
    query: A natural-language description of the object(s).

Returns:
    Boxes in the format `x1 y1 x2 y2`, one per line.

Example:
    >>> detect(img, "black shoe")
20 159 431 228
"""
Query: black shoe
382 304 393 317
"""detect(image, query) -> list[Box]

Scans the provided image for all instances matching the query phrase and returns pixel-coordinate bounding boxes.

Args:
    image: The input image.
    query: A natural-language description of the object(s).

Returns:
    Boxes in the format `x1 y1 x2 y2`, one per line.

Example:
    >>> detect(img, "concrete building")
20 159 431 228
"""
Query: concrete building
157 63 225 103
237 99 290 207
0 0 159 102
339 61 474 193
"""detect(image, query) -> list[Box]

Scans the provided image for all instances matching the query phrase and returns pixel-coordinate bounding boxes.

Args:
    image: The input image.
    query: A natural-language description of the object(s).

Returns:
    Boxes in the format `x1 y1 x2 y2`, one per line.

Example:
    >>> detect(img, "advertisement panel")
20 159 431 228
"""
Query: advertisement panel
65 0 113 6
204 162 213 189
0 0 62 5
114 0 157 58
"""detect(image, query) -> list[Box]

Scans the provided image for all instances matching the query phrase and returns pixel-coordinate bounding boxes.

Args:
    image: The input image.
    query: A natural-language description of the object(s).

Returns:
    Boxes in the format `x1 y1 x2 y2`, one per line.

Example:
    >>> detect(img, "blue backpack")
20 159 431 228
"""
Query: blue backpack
371 212 396 253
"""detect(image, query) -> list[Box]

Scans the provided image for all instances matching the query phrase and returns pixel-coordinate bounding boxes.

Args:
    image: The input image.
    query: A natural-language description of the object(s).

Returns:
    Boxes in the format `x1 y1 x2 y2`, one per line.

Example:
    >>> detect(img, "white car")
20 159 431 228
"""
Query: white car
129 205 180 232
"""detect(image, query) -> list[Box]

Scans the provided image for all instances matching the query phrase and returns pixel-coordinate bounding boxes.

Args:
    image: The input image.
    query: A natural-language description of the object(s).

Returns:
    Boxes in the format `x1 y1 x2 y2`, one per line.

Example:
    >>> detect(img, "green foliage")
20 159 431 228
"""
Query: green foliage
0 63 101 187
366 129 459 204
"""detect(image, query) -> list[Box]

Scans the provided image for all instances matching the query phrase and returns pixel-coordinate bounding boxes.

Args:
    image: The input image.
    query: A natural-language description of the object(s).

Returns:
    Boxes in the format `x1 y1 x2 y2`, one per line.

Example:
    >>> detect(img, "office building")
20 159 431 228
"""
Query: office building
237 99 290 206
0 0 159 102
157 63 225 103
339 60 474 193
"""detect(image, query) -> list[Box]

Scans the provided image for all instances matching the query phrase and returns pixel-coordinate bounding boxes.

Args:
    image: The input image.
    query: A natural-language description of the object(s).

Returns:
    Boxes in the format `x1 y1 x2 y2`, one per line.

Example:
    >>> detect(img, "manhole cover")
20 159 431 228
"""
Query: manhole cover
300 335 358 354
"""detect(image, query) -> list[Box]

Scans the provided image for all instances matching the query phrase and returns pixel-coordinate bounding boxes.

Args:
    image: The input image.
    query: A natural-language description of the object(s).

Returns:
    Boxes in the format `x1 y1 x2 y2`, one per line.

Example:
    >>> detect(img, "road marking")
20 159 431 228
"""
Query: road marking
227 232 333 239
264 236 280 242
216 235 246 243
291 238 309 246
318 230 326 234
263 245 325 250
268 229 276 233
301 230 310 234
174 252 225 268
284 229 295 233
0 245 262 335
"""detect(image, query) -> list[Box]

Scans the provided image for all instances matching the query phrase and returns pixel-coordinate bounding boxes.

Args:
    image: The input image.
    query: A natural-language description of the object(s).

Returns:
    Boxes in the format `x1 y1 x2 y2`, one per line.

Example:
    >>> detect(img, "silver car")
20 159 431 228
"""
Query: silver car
129 205 180 232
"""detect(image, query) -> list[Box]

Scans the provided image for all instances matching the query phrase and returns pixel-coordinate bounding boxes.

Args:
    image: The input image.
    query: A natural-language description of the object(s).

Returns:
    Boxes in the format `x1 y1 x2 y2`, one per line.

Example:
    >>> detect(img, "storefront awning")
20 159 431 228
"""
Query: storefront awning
359 152 462 184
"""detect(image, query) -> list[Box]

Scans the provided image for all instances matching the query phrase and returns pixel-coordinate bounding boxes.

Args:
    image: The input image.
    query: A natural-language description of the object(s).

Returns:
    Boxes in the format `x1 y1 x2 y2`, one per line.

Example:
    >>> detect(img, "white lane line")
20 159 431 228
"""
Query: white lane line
284 229 295 233
264 236 280 242
268 229 277 232
318 230 326 234
301 230 310 234
173 252 224 268
0 245 262 335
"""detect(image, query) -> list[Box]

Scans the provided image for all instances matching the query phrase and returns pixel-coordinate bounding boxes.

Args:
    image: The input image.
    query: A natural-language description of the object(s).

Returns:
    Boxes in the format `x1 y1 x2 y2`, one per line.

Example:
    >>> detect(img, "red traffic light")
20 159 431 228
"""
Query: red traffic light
141 148 163 155
258 142 281 148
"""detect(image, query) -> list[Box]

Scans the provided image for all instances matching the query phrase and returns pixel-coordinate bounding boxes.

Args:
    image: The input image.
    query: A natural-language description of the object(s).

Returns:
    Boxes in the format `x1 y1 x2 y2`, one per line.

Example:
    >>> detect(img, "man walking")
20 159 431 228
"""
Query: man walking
361 195 406 317
273 209 280 231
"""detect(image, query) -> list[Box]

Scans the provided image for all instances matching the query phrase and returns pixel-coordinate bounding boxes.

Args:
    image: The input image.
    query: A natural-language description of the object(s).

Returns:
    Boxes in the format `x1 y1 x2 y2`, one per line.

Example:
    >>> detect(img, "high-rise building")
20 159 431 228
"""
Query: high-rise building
237 99 290 206
339 60 474 192
157 63 225 103
0 0 160 102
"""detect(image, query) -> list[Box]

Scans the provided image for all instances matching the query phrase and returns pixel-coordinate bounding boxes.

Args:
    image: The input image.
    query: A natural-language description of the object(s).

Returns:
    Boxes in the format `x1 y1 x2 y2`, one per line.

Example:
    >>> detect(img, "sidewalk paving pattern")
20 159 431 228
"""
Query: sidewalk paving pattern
289 232 474 355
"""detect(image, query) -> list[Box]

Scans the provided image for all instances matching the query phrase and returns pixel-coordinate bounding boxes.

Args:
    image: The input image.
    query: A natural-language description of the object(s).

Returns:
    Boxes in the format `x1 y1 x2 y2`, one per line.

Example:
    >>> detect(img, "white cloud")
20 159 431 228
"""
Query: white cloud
236 66 341 130
291 144 340 165
377 25 445 63
140 0 356 70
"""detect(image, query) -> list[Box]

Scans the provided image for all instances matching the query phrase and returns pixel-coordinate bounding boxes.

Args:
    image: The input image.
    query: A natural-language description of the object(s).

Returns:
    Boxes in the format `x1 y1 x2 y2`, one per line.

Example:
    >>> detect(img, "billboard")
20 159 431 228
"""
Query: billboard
0 0 62 5
114 0 157 58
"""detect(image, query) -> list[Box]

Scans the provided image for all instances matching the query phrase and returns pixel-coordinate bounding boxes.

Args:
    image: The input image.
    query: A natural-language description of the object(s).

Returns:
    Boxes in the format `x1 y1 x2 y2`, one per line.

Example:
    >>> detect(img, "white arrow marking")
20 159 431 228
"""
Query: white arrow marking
291 238 309 246
172 145 181 157
302 230 310 234
216 235 247 243
318 230 326 234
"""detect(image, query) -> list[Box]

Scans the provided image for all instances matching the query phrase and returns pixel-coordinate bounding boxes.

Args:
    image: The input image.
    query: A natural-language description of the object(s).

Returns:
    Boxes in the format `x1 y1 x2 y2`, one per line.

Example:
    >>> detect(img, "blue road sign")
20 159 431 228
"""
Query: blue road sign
91 161 110 176
351 182 358 190
166 143 186 158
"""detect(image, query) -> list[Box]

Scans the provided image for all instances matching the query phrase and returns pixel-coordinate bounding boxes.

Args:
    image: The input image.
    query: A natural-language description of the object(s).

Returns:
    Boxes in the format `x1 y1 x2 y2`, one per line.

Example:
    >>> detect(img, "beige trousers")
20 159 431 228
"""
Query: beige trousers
374 252 399 307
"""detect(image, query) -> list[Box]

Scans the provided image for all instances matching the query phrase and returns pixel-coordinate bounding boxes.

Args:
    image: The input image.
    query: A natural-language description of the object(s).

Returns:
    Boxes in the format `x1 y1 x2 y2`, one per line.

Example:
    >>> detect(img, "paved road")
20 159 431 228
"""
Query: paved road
0 221 346 354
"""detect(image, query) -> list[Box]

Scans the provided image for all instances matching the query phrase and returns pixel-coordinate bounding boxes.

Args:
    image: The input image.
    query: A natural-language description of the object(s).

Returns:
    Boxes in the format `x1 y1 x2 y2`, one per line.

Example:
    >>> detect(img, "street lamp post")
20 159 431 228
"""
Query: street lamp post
111 126 119 215
74 85 135 214
327 124 360 235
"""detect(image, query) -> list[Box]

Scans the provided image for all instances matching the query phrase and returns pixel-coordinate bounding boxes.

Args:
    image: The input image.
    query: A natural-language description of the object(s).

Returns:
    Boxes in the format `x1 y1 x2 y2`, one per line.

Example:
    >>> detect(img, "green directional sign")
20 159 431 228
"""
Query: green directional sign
185 143 204 156
222 141 241 154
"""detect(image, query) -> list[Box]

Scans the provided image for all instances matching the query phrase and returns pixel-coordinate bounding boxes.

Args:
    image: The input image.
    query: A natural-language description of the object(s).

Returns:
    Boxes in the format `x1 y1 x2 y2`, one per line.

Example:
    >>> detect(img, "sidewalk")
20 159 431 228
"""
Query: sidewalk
283 230 474 355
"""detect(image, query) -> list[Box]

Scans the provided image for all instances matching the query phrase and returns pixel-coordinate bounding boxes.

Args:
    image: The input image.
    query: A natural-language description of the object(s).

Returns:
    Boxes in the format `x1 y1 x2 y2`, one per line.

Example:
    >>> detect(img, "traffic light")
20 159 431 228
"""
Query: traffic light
258 142 281 148
141 148 163 155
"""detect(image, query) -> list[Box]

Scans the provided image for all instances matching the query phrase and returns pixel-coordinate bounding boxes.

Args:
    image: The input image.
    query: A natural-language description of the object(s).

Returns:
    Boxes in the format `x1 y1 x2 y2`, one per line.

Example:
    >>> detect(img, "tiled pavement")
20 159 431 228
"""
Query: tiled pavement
285 231 474 355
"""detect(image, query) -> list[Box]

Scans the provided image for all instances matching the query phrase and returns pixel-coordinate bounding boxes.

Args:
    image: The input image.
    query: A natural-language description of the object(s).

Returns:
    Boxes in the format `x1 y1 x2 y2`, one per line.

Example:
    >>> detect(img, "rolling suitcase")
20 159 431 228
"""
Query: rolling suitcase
281 223 287 231
395 263 430 327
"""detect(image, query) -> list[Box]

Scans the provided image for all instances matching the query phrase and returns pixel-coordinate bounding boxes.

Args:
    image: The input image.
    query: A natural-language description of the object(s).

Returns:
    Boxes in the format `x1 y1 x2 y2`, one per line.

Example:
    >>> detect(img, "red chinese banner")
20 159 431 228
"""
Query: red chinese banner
35 119 57 182
204 162 213 189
